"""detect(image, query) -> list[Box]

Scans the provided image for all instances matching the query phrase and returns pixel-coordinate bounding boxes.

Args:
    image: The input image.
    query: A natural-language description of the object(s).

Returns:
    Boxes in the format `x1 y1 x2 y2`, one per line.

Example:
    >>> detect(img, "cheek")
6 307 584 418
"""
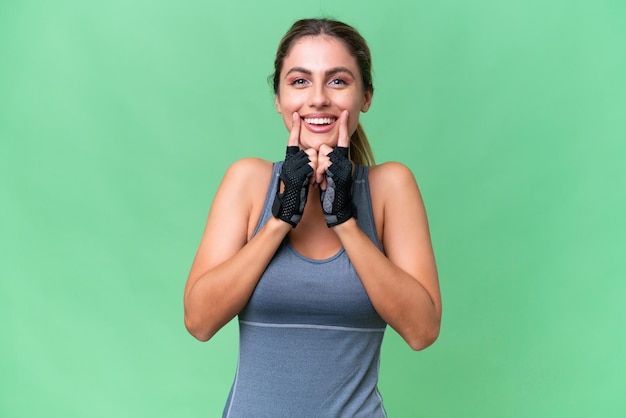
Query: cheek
277 91 301 109
343 97 365 131
347 107 362 134
277 97 299 127
280 112 292 131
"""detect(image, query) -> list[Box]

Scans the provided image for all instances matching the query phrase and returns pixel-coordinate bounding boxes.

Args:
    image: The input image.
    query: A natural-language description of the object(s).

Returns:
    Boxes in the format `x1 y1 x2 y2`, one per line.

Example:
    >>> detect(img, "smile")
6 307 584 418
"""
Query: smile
303 117 337 125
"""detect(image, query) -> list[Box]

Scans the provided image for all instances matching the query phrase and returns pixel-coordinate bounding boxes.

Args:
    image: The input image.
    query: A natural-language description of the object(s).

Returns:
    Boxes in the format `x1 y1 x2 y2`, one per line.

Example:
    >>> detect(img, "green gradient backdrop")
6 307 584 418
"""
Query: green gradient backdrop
2 1 625 417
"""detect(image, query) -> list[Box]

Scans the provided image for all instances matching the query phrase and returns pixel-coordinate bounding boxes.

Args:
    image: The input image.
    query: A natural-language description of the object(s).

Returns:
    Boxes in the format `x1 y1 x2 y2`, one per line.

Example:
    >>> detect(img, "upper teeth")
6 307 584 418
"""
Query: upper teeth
304 117 335 125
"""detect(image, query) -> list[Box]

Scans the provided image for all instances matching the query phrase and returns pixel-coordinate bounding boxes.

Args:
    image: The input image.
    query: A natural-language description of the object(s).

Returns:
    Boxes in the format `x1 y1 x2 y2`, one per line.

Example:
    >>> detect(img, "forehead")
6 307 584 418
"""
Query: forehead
282 35 358 72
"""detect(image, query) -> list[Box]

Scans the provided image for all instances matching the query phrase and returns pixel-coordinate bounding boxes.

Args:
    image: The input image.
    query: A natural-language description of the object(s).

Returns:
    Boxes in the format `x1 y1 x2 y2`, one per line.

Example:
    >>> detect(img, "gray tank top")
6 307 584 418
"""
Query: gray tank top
223 163 388 418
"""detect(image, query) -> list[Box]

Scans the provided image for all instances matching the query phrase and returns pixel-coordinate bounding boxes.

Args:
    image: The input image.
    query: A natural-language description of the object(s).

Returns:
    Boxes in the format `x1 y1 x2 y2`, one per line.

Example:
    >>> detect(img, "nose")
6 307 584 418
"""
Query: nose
309 84 330 108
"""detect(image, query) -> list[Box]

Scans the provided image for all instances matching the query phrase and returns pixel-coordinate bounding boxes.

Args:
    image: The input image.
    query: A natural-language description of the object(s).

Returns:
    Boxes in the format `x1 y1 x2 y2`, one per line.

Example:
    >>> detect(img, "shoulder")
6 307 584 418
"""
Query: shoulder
219 157 274 194
368 161 419 195
224 157 274 181
212 158 275 240
364 162 422 243
223 156 274 188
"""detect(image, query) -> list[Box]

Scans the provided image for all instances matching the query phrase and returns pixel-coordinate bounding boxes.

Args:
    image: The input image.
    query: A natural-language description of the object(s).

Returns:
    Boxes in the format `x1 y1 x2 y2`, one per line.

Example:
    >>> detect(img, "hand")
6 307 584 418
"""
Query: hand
271 113 314 227
318 110 355 227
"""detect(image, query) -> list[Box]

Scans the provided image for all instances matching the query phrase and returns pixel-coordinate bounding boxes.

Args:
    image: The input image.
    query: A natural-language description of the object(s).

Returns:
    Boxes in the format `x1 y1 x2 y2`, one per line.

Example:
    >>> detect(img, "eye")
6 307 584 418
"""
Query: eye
329 78 348 86
289 78 308 86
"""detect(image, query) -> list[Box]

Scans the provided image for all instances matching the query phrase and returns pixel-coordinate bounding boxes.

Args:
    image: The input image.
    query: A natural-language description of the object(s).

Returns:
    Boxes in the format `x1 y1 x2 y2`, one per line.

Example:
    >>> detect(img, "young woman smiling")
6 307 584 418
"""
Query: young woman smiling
184 18 441 417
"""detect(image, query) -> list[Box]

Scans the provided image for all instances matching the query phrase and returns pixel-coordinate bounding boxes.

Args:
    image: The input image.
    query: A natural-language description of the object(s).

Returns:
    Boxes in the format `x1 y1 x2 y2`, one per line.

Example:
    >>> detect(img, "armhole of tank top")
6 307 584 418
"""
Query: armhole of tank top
251 161 281 238
355 165 384 253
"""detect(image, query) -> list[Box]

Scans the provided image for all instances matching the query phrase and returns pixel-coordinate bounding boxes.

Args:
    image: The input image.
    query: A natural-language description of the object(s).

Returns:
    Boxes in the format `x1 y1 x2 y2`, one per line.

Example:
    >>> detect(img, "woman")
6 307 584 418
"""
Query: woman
184 18 441 417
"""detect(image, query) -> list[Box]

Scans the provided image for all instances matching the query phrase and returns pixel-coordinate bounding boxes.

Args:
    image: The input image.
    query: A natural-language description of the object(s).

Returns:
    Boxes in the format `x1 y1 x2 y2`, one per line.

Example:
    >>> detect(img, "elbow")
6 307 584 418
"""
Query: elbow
184 314 214 342
406 321 441 351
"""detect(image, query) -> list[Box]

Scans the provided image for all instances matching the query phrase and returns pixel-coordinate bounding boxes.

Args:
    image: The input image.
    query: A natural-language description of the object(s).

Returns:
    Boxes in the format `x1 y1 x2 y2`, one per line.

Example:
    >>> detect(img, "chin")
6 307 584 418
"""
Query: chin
300 135 336 151
303 141 336 151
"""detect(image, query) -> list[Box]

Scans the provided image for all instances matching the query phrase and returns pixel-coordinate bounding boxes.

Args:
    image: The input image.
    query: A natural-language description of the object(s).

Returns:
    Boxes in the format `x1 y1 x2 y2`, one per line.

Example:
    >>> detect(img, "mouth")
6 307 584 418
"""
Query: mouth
302 117 337 126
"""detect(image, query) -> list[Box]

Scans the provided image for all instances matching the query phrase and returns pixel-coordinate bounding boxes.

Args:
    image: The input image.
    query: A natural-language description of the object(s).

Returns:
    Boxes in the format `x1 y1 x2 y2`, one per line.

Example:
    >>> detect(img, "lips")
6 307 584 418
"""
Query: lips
300 114 338 133
303 117 336 125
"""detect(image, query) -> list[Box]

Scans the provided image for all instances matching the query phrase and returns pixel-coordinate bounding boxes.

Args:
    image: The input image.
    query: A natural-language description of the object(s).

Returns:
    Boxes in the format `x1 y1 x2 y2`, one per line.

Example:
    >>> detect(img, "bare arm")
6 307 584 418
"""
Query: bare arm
316 113 441 350
333 162 441 350
184 114 309 342
183 158 291 341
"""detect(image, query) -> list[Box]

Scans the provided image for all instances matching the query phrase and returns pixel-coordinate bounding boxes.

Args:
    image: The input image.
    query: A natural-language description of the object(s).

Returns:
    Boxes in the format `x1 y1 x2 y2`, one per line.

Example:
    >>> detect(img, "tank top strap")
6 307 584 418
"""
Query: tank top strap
352 165 383 252
252 162 282 237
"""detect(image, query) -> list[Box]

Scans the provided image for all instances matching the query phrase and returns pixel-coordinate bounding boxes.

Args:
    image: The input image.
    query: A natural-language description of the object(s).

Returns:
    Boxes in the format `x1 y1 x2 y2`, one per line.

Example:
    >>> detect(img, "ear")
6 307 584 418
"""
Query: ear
361 90 373 113
275 95 282 114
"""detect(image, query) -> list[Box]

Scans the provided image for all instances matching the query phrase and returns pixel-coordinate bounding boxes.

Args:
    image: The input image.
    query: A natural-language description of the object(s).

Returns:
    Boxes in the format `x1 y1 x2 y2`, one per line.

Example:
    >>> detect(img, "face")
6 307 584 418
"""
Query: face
275 35 372 151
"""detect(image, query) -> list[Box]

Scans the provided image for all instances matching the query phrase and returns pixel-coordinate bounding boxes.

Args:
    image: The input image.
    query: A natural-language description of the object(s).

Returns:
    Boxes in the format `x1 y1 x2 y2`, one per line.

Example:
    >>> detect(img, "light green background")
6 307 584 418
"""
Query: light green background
2 0 625 417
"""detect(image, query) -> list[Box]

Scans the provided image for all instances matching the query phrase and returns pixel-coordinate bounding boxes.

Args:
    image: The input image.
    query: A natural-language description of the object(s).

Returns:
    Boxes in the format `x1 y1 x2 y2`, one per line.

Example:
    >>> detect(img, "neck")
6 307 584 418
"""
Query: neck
299 185 326 226
288 185 342 259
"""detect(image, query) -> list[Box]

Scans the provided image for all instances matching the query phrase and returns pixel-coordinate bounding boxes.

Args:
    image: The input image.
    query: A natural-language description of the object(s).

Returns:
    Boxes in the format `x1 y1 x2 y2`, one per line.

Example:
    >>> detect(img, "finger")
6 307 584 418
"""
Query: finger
316 162 326 186
305 148 318 183
316 152 330 186
287 112 301 148
337 110 350 148
316 160 327 185
318 143 333 157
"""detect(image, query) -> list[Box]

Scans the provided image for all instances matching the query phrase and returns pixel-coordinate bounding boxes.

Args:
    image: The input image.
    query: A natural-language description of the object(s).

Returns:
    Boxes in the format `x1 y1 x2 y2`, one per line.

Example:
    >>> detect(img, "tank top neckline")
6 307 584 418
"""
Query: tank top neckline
285 236 346 264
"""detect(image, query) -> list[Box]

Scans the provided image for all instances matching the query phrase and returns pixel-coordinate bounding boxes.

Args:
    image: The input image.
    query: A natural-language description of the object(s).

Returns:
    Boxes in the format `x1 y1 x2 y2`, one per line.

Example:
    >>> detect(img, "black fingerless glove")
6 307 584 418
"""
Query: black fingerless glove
320 147 355 227
272 146 313 227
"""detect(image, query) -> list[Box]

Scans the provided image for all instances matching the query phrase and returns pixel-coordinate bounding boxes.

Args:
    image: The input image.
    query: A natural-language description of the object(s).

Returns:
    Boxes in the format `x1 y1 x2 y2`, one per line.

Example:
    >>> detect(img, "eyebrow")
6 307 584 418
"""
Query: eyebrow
284 66 356 79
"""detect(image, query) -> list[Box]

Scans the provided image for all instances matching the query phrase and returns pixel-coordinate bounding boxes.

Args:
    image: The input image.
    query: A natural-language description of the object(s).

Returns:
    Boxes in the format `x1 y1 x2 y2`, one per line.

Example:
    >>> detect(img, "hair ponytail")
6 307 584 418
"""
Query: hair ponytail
350 123 375 166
